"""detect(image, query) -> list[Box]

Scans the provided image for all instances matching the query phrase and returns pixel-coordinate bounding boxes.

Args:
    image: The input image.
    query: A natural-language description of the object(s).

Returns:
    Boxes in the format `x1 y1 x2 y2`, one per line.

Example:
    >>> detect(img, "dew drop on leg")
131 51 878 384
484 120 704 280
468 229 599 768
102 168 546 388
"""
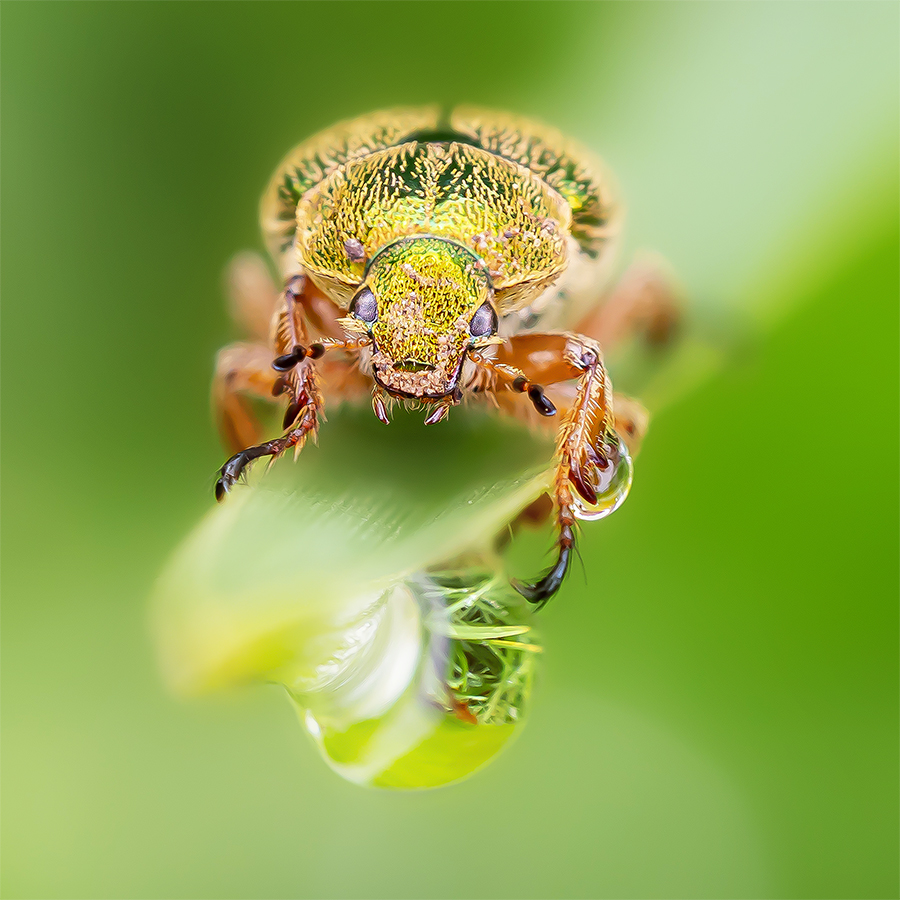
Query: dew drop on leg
570 433 634 522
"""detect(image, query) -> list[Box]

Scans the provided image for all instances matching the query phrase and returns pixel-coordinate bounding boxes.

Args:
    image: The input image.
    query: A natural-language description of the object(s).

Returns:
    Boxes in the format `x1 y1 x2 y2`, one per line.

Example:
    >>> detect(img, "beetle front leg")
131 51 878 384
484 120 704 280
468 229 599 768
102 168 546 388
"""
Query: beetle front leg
214 275 372 500
215 274 323 501
524 336 619 606
215 356 322 501
474 333 622 607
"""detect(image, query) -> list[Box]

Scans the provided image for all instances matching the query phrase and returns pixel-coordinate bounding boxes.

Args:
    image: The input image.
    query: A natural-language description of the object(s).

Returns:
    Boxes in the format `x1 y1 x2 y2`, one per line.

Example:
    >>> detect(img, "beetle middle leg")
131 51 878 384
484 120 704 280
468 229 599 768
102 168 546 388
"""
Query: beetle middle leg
213 341 283 454
473 333 626 606
576 254 682 353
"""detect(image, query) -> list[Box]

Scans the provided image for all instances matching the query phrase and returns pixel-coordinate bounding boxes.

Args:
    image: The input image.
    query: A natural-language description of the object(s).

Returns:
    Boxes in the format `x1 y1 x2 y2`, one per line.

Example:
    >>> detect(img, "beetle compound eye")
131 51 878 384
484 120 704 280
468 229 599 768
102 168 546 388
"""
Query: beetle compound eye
350 287 378 324
469 301 498 338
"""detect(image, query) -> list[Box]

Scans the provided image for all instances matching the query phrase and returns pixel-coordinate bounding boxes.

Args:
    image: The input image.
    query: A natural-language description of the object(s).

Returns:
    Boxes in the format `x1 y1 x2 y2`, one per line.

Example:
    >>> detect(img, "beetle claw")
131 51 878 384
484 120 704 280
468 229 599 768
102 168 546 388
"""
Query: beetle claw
214 478 229 502
511 541 572 609
214 451 247 501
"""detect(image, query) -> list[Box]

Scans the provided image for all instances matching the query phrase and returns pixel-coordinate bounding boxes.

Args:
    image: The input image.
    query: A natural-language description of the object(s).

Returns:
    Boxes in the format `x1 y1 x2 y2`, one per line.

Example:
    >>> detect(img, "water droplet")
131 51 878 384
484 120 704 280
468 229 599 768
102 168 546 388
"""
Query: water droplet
291 568 539 789
571 433 633 522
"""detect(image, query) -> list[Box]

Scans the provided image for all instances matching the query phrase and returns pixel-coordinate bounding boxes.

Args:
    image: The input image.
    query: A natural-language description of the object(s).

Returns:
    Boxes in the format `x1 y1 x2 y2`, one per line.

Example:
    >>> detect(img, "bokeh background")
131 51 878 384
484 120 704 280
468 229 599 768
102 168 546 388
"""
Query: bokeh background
3 3 898 898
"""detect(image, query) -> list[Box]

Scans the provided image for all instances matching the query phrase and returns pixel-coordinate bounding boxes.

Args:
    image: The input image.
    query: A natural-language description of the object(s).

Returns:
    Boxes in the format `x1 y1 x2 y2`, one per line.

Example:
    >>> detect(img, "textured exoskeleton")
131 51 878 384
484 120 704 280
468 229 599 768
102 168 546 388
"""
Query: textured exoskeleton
213 107 679 605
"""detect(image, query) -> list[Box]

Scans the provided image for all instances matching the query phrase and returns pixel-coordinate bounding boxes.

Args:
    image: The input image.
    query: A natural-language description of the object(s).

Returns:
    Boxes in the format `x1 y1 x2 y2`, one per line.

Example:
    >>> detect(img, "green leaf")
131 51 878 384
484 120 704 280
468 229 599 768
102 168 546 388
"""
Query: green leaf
152 406 553 696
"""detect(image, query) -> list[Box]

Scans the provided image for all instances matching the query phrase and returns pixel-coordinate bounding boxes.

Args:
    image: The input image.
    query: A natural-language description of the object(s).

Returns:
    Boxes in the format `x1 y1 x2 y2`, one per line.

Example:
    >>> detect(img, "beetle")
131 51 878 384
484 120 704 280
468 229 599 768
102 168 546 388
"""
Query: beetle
213 107 678 606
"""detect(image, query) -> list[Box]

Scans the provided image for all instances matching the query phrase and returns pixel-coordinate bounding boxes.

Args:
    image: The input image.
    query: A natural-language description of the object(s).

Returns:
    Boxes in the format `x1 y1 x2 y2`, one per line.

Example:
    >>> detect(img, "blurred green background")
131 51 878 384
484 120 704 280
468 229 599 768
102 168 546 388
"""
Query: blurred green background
3 2 898 898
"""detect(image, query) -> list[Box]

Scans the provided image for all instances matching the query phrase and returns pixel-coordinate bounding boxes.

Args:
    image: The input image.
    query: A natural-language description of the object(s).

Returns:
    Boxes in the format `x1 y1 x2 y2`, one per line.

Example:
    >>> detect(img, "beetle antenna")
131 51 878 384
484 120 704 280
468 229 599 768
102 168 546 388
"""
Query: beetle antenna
273 337 371 372
469 352 557 417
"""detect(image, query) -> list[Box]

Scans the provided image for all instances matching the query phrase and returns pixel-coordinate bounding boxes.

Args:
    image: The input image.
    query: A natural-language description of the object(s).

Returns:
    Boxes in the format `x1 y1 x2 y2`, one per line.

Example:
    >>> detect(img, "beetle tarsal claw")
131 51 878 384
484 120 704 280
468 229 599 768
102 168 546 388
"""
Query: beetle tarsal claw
510 544 572 608
214 449 252 502
511 515 576 607
214 478 229 503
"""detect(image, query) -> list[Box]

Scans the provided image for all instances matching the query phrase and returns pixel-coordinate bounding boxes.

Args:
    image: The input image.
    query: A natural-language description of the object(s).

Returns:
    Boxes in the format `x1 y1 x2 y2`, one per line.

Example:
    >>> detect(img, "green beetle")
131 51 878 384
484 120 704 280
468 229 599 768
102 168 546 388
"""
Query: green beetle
213 107 676 605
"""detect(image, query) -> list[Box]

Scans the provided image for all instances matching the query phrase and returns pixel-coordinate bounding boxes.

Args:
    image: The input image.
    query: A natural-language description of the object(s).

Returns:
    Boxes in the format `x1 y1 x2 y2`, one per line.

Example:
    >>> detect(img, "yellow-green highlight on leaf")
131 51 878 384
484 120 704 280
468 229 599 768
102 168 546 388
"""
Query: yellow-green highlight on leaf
151 406 554 697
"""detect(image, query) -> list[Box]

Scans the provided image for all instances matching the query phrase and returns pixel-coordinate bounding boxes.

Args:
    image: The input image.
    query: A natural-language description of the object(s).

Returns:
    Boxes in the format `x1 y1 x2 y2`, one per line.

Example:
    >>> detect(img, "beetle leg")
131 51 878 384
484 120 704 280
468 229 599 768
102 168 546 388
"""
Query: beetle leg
473 337 648 453
494 388 648 555
473 333 620 607
215 275 321 501
225 252 281 342
576 254 682 352
525 336 616 606
215 354 322 501
271 274 371 368
215 275 373 500
215 348 375 499
215 415 319 501
213 341 283 454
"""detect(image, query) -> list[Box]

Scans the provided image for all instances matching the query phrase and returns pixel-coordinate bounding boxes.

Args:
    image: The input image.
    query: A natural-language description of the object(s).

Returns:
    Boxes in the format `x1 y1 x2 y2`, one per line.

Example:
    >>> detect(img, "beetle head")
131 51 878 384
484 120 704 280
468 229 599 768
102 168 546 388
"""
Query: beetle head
346 236 498 400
